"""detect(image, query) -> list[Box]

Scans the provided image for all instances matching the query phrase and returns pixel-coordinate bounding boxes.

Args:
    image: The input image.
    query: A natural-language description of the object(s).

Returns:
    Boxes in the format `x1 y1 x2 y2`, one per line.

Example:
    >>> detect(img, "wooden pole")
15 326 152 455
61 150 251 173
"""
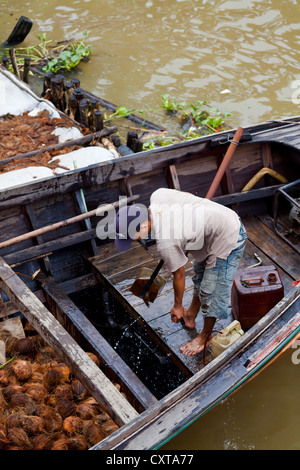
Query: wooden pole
22 56 31 83
9 48 20 79
42 71 53 96
0 195 139 250
70 77 80 89
79 99 89 128
0 126 118 168
95 110 104 131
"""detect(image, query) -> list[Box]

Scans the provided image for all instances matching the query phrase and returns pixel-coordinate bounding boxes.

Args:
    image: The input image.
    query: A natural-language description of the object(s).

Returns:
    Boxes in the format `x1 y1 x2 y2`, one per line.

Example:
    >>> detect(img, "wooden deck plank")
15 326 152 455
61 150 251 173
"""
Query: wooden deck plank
243 216 300 281
0 256 139 427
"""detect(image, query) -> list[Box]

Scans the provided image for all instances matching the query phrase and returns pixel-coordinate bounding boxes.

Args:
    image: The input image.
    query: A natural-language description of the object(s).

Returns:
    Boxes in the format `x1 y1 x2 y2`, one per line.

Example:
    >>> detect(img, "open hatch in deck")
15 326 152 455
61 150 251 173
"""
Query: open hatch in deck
88 213 300 376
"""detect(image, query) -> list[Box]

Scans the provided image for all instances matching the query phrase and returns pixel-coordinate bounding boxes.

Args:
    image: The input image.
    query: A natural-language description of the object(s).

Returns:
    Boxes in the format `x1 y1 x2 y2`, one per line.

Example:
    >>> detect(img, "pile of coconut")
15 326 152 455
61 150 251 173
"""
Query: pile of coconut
0 326 120 450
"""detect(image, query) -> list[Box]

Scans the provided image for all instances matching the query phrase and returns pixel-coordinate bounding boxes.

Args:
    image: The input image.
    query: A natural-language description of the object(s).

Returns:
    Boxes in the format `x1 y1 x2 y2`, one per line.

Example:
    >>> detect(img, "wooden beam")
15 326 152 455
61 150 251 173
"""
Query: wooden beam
213 184 283 206
165 164 181 190
3 228 96 266
23 203 52 275
0 256 139 427
73 189 98 256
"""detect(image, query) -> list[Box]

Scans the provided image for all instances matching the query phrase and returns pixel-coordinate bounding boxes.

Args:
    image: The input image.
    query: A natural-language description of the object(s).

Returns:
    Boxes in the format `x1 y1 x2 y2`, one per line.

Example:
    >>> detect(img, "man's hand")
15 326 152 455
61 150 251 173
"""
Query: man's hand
171 303 185 323
171 266 186 323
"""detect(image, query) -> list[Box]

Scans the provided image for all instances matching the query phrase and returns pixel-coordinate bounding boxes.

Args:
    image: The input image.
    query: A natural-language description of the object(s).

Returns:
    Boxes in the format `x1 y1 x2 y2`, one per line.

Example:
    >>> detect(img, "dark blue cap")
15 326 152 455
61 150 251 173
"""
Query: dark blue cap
115 204 147 251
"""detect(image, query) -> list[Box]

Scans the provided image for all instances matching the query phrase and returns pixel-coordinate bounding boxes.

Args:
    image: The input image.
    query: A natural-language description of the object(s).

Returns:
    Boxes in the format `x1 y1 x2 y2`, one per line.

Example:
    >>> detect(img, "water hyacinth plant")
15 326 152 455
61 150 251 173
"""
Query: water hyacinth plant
1 30 92 75
141 95 232 149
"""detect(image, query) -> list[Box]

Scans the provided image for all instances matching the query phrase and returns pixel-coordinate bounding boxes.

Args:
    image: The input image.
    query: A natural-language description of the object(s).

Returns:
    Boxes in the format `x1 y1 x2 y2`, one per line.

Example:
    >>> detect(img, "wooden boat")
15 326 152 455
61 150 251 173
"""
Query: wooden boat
0 67 300 450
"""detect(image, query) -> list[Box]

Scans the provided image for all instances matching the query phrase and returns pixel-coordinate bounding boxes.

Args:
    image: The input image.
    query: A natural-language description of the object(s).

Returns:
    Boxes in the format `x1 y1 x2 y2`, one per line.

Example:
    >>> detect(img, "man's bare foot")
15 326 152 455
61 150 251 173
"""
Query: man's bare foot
180 333 212 356
182 295 200 329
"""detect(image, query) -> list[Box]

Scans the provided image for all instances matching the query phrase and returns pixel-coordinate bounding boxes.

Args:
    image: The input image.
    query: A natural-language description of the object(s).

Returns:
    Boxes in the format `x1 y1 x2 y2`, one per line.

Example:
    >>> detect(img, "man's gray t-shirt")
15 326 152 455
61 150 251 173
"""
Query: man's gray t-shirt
149 188 241 273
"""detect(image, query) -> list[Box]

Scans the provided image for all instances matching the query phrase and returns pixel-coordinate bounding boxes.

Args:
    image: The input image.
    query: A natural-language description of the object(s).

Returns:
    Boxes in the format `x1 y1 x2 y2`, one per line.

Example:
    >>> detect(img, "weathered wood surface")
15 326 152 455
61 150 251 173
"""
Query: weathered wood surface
0 256 139 427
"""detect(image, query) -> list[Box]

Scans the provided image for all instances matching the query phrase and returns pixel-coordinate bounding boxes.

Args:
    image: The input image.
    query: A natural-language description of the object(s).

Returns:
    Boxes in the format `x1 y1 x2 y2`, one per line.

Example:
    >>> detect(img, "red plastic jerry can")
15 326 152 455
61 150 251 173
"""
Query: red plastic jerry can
231 265 284 330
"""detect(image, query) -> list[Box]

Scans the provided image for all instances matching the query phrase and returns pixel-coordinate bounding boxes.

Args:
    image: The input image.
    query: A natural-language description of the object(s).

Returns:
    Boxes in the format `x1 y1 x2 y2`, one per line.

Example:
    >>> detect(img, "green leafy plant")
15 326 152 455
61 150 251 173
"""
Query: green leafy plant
42 31 93 73
140 95 232 150
2 31 93 75
161 95 231 132
161 94 187 113
104 105 136 121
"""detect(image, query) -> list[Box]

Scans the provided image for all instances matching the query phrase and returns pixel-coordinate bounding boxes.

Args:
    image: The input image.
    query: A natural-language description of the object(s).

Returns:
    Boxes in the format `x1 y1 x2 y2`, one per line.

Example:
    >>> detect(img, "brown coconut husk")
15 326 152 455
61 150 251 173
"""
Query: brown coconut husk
22 382 47 403
0 425 10 449
51 436 70 450
7 427 32 450
10 359 33 382
67 434 89 450
51 363 71 383
32 432 60 451
39 407 63 433
12 337 38 358
76 403 98 421
63 415 83 436
35 346 59 364
30 333 47 349
2 385 23 402
102 421 119 437
10 392 37 415
47 384 73 406
82 419 104 446
20 415 45 435
0 370 9 387
5 412 24 430
43 366 64 392
71 379 88 402
0 392 8 414
55 399 76 419
94 412 111 426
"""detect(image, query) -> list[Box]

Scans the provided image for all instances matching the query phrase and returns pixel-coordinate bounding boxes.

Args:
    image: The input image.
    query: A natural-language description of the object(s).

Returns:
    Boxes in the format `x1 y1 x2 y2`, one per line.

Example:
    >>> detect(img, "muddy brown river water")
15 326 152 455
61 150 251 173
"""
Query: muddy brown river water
1 0 300 450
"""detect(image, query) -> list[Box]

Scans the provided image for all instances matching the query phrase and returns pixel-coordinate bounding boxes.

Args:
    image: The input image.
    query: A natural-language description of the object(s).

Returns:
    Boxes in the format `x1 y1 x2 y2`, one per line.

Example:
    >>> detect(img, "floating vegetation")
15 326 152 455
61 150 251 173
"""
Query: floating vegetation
141 94 232 150
1 31 92 75
100 95 232 151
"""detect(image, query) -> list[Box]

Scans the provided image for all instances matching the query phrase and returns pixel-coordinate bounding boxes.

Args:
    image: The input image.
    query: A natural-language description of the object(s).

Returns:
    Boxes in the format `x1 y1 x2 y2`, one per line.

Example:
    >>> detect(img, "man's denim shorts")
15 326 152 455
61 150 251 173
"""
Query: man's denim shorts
192 221 247 320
